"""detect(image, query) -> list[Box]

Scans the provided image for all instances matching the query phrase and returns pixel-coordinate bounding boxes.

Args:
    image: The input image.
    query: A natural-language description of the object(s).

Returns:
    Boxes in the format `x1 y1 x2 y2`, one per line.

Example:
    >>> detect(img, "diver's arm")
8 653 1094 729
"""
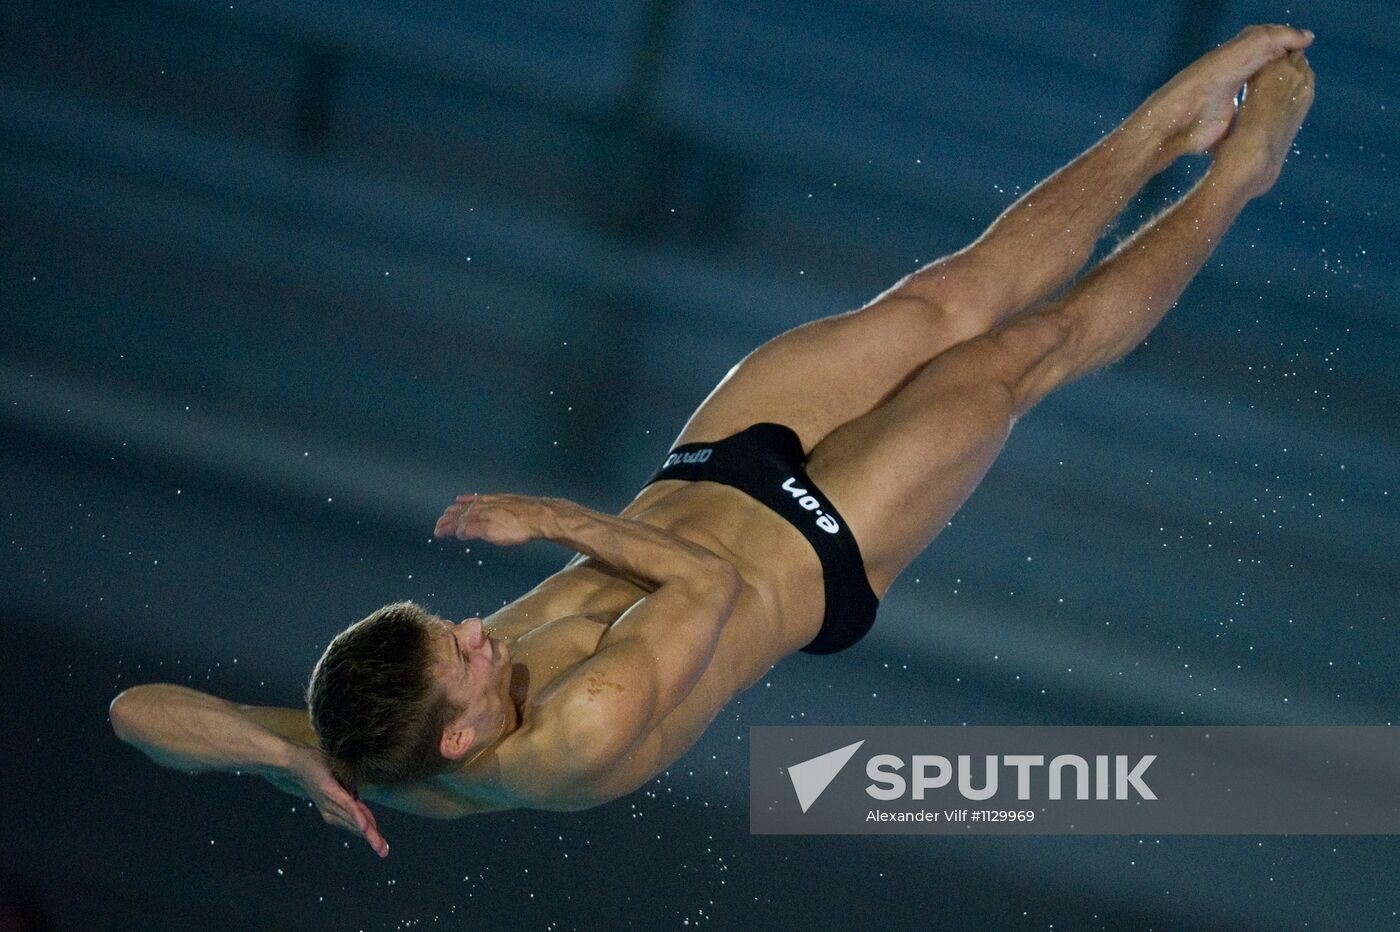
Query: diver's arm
434 492 742 797
434 489 744 713
433 492 742 724
564 561 740 731
110 683 306 774
511 564 741 807
110 684 388 856
435 493 732 590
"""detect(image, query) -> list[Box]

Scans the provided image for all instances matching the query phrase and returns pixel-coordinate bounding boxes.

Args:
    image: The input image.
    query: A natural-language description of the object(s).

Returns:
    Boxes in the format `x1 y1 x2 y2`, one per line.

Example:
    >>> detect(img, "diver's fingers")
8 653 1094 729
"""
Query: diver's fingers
433 494 480 537
361 816 389 859
318 803 385 856
344 795 387 857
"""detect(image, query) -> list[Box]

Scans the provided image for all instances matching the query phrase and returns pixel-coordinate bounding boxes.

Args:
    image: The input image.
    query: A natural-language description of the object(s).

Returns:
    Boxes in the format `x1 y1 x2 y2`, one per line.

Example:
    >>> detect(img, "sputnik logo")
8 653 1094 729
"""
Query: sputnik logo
787 740 865 813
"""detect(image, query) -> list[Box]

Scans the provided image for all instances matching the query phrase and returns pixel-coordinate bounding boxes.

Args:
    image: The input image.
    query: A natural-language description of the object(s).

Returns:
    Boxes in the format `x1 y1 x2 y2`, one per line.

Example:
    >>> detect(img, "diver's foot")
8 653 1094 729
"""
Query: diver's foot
1213 50 1316 197
1146 23 1313 158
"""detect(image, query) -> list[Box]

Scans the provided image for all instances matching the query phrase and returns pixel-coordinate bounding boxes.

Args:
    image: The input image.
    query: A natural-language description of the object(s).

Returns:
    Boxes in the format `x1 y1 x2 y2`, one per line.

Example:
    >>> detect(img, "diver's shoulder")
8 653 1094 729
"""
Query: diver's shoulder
491 698 621 811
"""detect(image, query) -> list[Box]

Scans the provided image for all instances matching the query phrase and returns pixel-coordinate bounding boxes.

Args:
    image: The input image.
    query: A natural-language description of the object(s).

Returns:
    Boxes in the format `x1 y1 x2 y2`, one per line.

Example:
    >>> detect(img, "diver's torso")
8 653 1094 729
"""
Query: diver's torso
426 480 830 811
485 481 824 722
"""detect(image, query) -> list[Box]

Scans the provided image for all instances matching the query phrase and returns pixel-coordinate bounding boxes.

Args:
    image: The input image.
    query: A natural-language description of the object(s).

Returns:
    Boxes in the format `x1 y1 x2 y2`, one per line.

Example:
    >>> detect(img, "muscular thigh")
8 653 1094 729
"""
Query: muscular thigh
672 286 980 452
805 314 1068 596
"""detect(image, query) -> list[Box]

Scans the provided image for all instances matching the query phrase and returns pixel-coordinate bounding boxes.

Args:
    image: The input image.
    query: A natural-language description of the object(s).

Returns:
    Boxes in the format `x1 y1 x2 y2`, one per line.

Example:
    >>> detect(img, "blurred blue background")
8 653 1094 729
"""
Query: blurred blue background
2 0 1396 929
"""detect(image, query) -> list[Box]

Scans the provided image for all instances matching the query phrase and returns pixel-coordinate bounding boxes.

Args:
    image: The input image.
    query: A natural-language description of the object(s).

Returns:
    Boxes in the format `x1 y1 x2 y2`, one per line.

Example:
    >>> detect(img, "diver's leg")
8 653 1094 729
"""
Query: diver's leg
668 25 1311 456
807 47 1312 594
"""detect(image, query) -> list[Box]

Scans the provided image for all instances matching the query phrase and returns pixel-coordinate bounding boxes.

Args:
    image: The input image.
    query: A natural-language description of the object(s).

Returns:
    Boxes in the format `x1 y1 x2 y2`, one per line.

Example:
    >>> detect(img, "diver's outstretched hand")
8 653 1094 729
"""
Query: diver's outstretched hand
433 492 562 547
265 746 389 859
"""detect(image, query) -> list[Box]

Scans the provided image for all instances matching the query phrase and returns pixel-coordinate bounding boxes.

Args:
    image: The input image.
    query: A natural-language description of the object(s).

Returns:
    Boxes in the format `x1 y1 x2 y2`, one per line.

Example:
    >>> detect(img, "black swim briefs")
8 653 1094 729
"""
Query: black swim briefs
642 422 879 654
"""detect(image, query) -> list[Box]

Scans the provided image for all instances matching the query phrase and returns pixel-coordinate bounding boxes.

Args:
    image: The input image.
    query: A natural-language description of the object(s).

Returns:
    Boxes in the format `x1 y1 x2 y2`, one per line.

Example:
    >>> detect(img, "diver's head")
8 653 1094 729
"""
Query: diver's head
427 613 515 765
306 600 512 791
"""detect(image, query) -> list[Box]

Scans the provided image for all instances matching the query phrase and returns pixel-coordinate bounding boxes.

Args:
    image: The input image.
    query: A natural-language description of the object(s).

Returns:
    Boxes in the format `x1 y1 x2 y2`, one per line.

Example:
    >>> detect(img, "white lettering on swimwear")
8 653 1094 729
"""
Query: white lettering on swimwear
663 448 713 469
781 477 841 534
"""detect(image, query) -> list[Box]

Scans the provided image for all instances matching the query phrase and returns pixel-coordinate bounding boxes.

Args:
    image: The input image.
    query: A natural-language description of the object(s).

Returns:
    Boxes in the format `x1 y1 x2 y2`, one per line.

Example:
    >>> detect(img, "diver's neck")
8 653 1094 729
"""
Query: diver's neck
452 667 529 787
465 685 525 769
501 691 523 738
506 660 529 728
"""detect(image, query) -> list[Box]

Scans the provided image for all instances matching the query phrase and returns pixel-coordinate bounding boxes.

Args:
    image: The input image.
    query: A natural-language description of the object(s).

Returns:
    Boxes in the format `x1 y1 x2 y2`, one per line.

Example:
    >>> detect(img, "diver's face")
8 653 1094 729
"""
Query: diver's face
434 617 511 721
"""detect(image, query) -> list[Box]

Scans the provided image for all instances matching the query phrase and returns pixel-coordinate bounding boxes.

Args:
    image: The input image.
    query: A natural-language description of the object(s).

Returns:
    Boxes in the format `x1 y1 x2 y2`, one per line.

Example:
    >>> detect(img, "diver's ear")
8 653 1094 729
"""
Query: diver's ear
440 724 477 761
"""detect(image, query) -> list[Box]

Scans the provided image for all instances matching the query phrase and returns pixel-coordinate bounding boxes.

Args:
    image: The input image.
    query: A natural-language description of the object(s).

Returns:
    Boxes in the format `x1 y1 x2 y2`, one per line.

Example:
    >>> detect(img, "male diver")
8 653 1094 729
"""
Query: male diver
111 26 1315 858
